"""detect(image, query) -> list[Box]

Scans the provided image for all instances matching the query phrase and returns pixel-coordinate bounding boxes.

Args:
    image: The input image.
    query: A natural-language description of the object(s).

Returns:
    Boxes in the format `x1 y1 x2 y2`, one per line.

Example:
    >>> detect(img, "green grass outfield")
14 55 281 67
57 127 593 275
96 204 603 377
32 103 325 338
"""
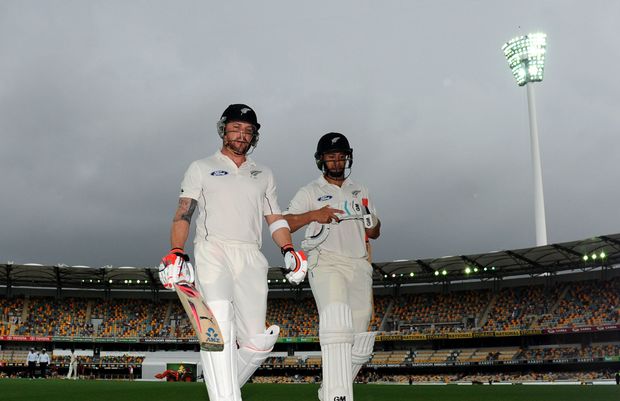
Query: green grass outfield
1 380 618 401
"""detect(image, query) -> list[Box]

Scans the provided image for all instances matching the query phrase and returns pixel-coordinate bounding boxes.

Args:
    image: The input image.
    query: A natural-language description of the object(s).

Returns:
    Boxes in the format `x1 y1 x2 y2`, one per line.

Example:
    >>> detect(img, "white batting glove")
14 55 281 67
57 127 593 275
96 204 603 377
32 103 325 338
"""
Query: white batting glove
337 200 364 220
280 245 308 285
159 249 195 290
301 224 330 252
337 199 377 229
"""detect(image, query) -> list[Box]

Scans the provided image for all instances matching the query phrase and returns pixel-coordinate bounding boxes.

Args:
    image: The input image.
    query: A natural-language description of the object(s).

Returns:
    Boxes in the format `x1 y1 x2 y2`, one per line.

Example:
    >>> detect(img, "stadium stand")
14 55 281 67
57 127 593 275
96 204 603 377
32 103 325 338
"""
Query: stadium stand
1 259 619 382
1 277 619 339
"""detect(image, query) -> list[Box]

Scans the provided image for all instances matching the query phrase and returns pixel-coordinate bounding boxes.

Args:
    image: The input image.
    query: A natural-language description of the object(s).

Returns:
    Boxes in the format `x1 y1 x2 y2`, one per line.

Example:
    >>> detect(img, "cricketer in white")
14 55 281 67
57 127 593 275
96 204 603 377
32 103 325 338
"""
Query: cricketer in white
161 104 306 401
284 132 381 401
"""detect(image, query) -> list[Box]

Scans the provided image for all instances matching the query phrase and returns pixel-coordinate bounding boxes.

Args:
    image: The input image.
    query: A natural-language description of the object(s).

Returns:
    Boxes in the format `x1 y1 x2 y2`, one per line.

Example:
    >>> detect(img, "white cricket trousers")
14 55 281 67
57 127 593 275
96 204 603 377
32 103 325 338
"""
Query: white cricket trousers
308 250 373 334
194 238 269 347
66 362 78 379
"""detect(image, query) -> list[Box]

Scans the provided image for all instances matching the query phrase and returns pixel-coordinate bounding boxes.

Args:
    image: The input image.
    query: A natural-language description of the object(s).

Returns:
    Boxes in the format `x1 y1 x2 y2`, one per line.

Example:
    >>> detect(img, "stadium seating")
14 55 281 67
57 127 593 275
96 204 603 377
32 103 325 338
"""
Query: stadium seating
1 277 618 339
391 290 491 332
482 285 562 331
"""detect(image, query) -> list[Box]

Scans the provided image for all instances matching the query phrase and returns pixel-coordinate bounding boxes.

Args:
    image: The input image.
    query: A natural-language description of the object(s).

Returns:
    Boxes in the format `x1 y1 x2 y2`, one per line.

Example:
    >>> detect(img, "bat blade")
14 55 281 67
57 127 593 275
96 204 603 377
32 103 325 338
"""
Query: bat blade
174 283 224 352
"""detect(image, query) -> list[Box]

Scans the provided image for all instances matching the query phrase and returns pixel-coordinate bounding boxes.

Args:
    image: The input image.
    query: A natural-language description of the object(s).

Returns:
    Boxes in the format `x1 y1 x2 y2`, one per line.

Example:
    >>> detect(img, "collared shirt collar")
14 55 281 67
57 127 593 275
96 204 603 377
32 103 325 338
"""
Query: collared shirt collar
215 150 256 168
316 175 352 188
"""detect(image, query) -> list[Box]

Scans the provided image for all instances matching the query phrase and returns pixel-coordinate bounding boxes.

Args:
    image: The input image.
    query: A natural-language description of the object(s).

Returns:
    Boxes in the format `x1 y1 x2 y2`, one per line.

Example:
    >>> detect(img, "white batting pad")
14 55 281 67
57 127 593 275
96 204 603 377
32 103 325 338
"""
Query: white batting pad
200 300 241 401
319 303 354 401
237 325 280 386
351 331 377 380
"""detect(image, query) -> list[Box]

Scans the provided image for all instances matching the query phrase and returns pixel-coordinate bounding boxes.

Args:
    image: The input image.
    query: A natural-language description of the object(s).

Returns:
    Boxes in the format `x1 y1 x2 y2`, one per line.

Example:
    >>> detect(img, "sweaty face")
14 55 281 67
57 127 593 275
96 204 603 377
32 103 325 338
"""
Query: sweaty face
223 122 256 155
322 151 350 179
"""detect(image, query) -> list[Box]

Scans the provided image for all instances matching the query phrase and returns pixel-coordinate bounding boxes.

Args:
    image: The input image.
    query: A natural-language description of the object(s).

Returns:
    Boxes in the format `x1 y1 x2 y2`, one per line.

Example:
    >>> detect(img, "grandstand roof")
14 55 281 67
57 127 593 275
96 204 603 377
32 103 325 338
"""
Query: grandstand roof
372 233 620 286
1 233 619 291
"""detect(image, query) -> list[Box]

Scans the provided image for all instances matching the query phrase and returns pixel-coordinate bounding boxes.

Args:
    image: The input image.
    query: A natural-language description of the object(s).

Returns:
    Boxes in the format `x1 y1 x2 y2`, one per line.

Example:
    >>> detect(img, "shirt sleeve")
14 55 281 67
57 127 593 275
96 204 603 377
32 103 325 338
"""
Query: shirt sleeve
179 161 202 200
284 187 312 215
263 168 282 216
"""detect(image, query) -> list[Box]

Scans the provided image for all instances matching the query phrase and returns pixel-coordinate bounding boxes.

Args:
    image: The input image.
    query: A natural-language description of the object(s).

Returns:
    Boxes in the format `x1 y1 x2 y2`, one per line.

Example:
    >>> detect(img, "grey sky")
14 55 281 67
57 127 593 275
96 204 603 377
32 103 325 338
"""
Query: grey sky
1 0 619 268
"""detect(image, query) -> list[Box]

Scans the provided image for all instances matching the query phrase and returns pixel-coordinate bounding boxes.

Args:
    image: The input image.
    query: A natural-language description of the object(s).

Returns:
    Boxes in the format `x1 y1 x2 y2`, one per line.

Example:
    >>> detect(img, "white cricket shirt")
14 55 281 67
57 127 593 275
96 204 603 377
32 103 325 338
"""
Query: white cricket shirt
27 352 38 363
285 176 378 258
180 151 282 246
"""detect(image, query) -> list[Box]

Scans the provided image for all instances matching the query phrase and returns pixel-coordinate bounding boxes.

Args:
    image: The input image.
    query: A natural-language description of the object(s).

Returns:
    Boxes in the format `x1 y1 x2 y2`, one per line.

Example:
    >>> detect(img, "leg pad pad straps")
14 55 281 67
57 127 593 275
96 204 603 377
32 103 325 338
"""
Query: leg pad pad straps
200 300 241 401
352 331 377 380
319 303 354 401
237 325 280 387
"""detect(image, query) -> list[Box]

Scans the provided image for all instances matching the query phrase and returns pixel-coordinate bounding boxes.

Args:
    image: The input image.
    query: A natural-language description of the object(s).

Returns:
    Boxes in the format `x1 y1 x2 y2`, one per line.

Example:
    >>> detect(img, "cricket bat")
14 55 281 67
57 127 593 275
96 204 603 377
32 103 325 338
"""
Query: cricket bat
174 282 224 352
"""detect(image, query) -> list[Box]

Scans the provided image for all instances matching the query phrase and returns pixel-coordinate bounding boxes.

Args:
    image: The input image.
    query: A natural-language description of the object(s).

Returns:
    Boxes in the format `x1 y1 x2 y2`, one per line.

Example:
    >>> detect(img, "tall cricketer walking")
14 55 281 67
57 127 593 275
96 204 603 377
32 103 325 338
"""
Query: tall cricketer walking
160 104 307 401
284 132 381 401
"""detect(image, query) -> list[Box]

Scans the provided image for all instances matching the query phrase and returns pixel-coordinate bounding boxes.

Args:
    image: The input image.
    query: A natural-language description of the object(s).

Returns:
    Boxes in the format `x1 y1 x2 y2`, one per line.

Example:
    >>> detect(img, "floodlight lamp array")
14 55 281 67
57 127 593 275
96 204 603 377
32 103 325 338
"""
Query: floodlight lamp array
502 33 547 86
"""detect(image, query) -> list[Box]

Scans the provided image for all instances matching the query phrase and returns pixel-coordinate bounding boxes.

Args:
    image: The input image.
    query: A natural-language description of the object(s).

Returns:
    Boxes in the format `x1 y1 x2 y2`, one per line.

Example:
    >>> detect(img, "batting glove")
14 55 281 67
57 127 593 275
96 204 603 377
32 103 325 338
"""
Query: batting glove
361 198 378 229
159 248 195 290
280 244 308 285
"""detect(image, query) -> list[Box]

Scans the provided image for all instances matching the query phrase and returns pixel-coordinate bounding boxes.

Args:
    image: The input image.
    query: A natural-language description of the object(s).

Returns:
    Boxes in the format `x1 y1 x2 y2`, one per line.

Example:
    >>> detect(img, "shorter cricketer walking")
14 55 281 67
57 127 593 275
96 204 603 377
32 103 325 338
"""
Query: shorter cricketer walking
284 132 381 401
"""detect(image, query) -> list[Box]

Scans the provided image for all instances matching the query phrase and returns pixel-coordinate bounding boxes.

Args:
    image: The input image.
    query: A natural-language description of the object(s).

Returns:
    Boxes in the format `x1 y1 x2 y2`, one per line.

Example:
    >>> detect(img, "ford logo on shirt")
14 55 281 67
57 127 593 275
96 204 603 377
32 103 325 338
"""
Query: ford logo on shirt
317 195 333 202
210 170 229 176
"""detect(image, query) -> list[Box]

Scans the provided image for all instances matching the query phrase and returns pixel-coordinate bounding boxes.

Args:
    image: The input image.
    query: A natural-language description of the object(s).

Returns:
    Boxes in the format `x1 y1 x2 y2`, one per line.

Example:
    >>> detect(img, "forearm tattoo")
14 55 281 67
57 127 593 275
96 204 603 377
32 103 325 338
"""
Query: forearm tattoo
174 198 197 223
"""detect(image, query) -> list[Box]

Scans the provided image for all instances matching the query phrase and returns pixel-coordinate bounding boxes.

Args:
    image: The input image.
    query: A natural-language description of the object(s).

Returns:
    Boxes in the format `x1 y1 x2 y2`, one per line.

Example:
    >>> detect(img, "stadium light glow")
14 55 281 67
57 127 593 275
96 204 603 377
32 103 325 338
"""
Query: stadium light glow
473 267 479 273
592 254 597 260
441 270 447 276
583 255 589 261
267 279 271 283
600 251 606 259
409 272 415 277
392 273 396 278
483 267 488 272
109 279 113 283
465 267 471 274
434 271 440 276
502 32 549 246
502 33 547 86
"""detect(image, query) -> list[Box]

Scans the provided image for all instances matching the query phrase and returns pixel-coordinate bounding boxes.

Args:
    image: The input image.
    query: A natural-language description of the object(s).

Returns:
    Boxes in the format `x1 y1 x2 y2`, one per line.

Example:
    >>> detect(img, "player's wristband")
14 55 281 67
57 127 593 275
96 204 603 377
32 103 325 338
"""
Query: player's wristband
169 248 189 261
269 219 290 236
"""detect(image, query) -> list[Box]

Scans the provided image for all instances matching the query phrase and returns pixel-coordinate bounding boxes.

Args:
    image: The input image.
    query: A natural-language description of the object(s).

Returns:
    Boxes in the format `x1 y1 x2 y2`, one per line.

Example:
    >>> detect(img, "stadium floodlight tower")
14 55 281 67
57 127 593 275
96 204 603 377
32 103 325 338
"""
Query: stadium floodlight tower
502 32 548 246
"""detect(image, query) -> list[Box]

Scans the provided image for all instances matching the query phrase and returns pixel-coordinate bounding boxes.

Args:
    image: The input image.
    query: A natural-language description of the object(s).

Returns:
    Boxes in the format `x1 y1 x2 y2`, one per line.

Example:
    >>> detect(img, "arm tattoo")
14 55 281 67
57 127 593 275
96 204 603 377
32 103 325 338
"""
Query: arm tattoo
174 198 197 224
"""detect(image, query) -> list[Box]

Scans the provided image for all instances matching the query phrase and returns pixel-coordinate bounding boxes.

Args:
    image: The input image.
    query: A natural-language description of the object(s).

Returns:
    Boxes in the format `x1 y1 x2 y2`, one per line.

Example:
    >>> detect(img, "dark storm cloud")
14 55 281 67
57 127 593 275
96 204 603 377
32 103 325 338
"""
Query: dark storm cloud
1 1 619 268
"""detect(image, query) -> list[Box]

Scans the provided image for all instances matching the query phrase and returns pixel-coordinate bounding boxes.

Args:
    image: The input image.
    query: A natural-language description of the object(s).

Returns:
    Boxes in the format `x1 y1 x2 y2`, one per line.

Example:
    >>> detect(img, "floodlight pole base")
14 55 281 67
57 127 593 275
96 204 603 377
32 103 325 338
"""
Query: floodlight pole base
526 83 548 246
